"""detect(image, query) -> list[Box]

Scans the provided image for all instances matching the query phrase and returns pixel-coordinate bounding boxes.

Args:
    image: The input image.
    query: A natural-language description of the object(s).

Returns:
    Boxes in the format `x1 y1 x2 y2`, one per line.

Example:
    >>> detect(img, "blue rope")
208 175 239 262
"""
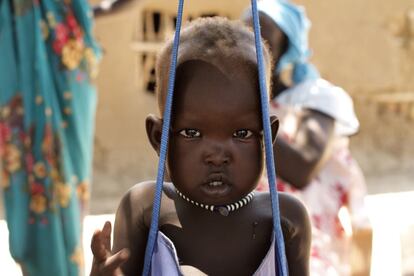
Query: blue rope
141 0 185 274
251 0 288 275
142 1 288 275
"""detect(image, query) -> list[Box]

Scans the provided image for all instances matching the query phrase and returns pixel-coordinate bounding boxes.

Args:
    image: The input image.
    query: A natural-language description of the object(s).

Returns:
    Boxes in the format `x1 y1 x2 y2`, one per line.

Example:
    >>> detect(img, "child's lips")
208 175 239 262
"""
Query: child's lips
201 174 231 198
200 182 231 198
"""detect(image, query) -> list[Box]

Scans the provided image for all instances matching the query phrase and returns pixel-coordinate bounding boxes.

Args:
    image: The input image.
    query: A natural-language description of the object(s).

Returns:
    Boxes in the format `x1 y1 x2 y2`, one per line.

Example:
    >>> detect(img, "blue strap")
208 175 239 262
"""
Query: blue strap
142 1 288 275
141 0 185 275
251 0 288 275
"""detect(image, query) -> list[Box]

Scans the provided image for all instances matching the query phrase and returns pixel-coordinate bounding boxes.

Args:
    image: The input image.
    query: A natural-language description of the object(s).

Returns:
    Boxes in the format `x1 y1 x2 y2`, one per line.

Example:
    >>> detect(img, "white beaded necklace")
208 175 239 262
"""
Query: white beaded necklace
176 189 255 216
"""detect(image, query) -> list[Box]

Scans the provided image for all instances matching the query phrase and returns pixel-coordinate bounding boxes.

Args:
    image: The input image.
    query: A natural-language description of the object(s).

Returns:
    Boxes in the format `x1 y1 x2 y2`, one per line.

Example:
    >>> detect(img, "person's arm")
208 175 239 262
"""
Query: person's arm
274 109 335 189
280 193 312 276
111 182 153 275
90 182 152 275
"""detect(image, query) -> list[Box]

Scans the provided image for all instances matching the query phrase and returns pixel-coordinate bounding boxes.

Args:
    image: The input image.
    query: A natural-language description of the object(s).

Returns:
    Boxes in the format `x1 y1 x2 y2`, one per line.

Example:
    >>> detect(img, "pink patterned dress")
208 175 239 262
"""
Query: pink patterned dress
258 79 369 275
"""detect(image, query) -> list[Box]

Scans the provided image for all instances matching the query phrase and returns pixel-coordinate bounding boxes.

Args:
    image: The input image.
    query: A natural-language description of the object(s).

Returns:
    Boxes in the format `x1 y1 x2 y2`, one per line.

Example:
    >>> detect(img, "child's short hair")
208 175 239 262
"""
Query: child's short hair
155 16 273 113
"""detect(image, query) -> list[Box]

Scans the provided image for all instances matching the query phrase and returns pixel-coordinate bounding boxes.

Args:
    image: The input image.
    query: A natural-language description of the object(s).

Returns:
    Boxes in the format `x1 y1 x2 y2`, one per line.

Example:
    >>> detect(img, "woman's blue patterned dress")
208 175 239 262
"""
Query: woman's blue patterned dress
0 0 100 274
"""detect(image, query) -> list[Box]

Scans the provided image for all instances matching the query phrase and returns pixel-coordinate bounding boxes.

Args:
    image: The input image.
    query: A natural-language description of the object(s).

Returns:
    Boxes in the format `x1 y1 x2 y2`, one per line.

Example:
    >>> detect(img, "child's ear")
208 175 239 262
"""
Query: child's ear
270 115 279 144
145 114 163 156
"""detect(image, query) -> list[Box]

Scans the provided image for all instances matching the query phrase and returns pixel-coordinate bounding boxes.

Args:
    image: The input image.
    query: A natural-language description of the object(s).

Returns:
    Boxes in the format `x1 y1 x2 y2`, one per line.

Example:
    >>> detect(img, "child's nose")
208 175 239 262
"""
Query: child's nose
203 142 230 167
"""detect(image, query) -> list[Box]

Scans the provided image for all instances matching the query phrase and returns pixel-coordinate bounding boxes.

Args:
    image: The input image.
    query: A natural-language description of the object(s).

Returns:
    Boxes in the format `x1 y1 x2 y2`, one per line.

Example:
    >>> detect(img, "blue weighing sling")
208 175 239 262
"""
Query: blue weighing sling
142 1 288 275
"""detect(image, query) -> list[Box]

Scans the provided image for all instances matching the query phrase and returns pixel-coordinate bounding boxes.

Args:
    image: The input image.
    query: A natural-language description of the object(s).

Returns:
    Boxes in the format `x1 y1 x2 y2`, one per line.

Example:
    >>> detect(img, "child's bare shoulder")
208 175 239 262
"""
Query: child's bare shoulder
114 181 155 227
255 192 310 239
124 180 175 201
116 181 176 226
278 192 309 230
120 181 156 207
111 181 171 274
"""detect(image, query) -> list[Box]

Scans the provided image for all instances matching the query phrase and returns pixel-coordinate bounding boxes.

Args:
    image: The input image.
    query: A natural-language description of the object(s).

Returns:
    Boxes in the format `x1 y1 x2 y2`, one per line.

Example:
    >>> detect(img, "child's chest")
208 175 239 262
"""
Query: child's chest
159 206 273 275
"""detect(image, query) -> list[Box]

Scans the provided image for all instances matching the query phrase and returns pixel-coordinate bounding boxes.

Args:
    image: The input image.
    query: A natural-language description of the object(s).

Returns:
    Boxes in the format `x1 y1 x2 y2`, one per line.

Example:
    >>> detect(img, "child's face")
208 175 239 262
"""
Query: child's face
167 60 264 205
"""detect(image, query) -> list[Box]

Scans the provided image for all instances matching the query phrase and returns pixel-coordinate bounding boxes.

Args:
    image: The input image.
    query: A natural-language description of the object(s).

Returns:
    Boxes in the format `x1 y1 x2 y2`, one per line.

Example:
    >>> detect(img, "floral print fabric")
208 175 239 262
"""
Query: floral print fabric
0 0 99 274
257 99 369 276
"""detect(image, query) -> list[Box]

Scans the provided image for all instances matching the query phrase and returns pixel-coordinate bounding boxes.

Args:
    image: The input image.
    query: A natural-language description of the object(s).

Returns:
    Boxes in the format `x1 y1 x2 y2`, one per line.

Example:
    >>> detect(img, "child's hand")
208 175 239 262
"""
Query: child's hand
90 221 130 276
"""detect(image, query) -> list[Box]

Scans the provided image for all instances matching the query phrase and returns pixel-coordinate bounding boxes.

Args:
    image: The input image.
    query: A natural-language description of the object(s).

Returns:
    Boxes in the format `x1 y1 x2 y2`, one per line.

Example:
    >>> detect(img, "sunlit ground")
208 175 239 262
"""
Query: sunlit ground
1 191 413 275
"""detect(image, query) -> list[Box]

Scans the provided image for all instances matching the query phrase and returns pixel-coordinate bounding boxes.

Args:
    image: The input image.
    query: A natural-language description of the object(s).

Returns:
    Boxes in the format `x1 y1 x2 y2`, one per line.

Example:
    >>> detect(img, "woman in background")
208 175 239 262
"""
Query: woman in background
243 0 371 275
0 0 100 274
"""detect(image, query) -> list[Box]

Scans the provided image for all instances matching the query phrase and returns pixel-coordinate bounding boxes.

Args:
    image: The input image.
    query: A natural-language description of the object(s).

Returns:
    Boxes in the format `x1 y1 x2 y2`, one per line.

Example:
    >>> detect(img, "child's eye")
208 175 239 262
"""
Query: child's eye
179 129 201 138
233 129 253 139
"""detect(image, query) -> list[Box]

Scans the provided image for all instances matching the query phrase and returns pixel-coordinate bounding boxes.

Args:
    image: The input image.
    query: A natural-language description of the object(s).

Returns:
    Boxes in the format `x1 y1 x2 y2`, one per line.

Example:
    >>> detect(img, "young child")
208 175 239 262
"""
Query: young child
90 17 311 276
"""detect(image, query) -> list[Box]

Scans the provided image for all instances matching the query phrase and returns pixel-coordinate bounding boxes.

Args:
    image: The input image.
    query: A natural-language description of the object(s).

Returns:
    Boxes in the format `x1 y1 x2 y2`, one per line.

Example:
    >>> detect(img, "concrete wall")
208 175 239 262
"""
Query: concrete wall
92 7 159 213
91 0 414 213
297 0 414 92
295 0 414 193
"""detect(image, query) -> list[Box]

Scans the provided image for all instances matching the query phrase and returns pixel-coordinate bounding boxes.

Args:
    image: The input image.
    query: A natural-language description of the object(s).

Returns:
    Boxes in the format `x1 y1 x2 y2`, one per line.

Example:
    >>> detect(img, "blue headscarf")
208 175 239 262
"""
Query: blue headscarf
256 0 320 84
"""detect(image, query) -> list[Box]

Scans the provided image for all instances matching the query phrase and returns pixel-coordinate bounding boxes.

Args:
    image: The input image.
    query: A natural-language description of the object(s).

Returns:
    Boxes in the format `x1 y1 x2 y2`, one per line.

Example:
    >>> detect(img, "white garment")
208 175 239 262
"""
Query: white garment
276 78 360 136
